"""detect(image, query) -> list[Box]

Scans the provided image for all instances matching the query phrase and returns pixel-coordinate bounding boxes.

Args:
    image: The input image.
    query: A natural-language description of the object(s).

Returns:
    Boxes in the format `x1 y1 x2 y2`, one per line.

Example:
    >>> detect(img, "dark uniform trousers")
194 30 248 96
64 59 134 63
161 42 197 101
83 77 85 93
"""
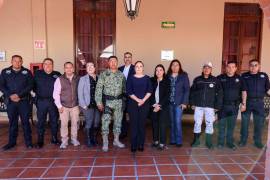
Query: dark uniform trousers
241 99 265 144
36 98 59 137
218 103 239 145
7 99 32 146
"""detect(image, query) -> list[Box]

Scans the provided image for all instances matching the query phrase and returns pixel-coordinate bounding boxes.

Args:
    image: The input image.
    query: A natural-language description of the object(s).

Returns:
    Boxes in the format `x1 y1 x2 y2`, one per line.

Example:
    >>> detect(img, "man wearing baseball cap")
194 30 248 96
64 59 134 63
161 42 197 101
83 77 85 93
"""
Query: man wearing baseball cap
189 62 223 149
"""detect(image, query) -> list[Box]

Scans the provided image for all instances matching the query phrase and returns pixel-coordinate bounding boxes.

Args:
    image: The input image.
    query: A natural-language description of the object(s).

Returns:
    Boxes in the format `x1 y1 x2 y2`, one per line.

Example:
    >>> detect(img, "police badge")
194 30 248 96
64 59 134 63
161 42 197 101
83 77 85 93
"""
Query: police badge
260 74 265 78
209 83 214 88
5 70 11 74
235 78 239 83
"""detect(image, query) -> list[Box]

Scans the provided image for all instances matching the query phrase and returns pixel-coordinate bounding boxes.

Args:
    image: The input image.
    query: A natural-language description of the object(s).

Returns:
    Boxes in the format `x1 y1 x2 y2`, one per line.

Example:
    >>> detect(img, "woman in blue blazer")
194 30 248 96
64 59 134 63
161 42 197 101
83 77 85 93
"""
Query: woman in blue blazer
167 59 190 147
78 62 100 147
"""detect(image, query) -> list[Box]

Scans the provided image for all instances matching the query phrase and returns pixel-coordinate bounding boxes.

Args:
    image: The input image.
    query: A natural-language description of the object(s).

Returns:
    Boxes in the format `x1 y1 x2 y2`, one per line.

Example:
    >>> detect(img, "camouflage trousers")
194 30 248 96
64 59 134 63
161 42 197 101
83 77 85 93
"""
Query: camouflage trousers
101 99 123 135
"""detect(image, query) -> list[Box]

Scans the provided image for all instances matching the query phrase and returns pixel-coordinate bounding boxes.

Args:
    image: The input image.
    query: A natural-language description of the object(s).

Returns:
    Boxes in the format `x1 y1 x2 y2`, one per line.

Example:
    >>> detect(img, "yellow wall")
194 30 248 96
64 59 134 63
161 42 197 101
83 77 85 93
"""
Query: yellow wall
0 0 269 80
116 0 270 81
0 0 73 72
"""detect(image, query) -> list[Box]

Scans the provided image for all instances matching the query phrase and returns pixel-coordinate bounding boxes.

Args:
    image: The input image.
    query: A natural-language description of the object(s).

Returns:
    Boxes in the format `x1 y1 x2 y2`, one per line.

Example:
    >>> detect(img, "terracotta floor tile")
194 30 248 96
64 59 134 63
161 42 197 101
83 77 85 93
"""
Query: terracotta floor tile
95 157 114 166
0 168 24 179
136 157 154 165
251 173 265 179
114 165 135 176
115 157 135 165
30 158 54 167
174 156 194 164
184 175 207 180
230 156 254 163
193 156 215 164
73 158 94 166
179 165 203 175
154 157 174 164
206 175 231 180
157 165 181 175
199 164 224 174
9 158 34 167
160 176 183 180
230 174 255 180
213 156 234 163
91 166 112 177
18 168 46 178
52 158 75 167
43 167 69 178
241 163 265 174
67 167 90 177
137 165 157 176
138 177 160 180
0 159 12 167
220 164 246 174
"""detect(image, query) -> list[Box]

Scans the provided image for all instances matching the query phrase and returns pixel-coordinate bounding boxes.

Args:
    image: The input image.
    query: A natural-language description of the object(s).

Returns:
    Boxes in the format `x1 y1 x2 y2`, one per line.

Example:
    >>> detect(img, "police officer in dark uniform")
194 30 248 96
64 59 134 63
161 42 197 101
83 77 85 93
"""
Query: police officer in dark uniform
240 59 270 149
0 55 33 151
34 58 61 148
217 61 247 150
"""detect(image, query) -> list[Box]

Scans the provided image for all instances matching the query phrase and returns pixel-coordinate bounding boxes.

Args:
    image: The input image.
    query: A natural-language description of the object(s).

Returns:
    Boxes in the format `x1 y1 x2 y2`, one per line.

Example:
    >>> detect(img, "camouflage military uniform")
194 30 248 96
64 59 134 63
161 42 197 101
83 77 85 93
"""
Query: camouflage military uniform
95 69 126 135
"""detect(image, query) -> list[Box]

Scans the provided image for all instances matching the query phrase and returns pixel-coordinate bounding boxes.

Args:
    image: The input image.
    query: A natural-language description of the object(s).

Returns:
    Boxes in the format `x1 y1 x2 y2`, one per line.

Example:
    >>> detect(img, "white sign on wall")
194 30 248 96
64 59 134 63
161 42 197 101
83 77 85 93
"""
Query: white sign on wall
0 51 6 62
161 50 174 61
34 40 46 49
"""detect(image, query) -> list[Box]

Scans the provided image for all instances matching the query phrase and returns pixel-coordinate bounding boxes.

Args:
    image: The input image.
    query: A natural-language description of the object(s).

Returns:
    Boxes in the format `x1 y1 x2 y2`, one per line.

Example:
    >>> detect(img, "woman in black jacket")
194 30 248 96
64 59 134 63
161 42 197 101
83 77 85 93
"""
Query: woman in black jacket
150 64 170 150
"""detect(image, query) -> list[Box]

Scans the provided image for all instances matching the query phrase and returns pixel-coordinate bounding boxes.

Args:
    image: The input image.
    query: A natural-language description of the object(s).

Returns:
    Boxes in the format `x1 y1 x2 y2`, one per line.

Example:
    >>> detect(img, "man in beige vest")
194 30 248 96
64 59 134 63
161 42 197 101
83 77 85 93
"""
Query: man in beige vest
53 62 80 149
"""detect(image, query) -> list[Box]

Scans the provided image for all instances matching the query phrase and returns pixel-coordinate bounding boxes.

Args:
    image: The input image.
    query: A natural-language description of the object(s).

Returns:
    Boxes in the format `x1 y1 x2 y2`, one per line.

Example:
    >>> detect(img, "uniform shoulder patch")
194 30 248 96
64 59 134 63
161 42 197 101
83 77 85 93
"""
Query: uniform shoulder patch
22 70 28 75
53 74 59 79
209 83 214 88
5 70 11 74
260 74 265 78
235 78 240 82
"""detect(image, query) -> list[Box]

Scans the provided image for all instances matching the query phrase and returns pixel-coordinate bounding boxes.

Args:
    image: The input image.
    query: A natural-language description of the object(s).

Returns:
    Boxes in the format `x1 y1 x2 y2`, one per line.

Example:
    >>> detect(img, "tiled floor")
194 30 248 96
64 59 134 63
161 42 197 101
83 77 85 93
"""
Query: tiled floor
0 119 267 180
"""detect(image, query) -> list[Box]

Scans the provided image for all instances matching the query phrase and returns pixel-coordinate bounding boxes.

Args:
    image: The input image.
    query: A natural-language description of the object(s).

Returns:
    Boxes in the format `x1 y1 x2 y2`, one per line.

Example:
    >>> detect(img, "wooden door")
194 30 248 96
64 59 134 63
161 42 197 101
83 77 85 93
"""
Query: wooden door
222 3 262 73
74 0 116 75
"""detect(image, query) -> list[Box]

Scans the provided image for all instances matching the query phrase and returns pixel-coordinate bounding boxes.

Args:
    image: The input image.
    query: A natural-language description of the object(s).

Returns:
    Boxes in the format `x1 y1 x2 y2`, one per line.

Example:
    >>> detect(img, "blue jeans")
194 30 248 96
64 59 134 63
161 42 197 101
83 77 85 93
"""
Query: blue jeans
169 104 183 145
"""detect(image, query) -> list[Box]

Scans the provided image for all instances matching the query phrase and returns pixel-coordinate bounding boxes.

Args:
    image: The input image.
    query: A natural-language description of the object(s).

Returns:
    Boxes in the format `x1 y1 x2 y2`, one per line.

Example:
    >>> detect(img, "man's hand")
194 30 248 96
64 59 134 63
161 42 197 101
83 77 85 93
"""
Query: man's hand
58 107 64 113
97 104 104 112
10 94 20 102
180 104 187 110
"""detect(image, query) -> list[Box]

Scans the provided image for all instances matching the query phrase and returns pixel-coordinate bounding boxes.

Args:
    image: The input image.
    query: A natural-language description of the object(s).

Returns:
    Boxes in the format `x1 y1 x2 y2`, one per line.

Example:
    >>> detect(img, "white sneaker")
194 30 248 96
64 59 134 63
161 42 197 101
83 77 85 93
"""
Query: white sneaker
71 139 80 146
113 140 125 148
60 141 68 149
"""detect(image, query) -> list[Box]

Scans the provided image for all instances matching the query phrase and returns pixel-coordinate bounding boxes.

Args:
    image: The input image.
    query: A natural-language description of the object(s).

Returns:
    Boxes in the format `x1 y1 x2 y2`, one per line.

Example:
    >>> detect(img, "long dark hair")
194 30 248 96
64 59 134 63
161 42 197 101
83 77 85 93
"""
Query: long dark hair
167 59 184 75
154 64 166 80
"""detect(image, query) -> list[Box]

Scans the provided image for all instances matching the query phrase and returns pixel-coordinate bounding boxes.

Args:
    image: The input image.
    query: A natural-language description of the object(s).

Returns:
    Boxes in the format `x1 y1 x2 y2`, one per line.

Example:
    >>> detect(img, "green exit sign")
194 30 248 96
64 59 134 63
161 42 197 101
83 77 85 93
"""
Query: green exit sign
161 21 176 28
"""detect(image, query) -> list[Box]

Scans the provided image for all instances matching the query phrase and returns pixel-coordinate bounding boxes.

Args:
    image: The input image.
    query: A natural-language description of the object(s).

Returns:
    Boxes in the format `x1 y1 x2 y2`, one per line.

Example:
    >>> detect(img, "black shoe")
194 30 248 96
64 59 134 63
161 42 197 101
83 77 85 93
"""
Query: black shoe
158 144 165 150
51 136 60 145
151 141 159 148
36 142 44 149
131 148 137 153
176 144 182 148
226 143 236 150
170 142 176 145
238 141 246 147
27 144 33 149
2 143 16 151
138 146 144 152
85 128 93 148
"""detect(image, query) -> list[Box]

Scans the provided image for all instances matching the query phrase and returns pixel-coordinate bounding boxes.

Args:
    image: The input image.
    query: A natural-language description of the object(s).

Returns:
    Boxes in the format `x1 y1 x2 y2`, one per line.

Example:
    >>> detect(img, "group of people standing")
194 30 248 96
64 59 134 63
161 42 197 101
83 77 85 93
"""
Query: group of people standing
0 53 269 153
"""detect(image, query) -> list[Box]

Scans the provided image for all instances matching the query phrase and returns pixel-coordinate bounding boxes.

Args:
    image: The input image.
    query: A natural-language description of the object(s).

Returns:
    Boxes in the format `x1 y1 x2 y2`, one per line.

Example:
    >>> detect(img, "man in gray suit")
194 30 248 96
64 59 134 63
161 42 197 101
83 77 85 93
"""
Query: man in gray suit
78 62 100 147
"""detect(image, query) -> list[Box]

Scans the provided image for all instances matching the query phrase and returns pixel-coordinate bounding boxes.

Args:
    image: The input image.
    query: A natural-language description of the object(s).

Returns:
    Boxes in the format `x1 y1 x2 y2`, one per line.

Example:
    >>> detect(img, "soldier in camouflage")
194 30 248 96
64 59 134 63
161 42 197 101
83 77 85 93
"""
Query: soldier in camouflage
95 56 126 152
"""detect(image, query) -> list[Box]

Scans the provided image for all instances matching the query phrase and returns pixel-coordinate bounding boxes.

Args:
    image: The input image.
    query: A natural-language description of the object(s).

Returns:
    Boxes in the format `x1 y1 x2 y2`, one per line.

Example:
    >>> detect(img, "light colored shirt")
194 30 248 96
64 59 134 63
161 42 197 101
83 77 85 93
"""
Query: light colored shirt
53 77 62 109
155 81 160 104
123 65 131 79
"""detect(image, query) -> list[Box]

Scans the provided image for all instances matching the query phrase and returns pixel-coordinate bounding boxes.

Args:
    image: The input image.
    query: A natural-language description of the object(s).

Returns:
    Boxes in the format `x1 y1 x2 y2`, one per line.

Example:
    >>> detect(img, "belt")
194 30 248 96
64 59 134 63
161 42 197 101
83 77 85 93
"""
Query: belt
103 94 123 100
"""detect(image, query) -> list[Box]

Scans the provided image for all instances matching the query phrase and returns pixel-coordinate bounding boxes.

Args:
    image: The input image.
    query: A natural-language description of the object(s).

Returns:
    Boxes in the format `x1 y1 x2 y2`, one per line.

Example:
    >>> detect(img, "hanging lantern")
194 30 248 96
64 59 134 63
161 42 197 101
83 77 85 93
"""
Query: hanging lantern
123 0 141 20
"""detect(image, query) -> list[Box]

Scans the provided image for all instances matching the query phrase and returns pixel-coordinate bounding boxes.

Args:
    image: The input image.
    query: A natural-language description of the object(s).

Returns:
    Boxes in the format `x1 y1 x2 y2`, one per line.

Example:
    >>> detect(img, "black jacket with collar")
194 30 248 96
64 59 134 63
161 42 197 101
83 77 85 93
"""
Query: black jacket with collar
189 74 223 109
150 77 170 109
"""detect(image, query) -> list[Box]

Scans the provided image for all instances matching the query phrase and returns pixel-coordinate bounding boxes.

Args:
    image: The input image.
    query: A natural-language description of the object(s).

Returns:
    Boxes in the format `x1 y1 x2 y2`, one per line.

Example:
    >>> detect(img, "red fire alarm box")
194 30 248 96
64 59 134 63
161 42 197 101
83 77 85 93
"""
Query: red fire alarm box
30 63 43 75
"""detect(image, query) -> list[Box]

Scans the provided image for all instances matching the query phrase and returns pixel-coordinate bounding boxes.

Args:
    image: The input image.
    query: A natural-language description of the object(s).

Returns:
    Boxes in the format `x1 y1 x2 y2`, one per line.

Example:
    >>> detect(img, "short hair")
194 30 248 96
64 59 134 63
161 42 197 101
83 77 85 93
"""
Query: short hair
124 52 132 57
43 58 54 64
227 60 237 66
64 61 74 67
86 61 95 67
12 55 23 60
108 56 118 61
134 60 144 67
249 59 260 64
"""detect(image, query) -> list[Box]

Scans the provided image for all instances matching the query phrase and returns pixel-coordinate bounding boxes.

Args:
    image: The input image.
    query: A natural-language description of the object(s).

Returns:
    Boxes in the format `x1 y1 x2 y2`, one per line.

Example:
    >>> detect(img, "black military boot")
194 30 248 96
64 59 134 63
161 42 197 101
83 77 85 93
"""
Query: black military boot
51 135 60 145
85 128 93 148
191 133 200 147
